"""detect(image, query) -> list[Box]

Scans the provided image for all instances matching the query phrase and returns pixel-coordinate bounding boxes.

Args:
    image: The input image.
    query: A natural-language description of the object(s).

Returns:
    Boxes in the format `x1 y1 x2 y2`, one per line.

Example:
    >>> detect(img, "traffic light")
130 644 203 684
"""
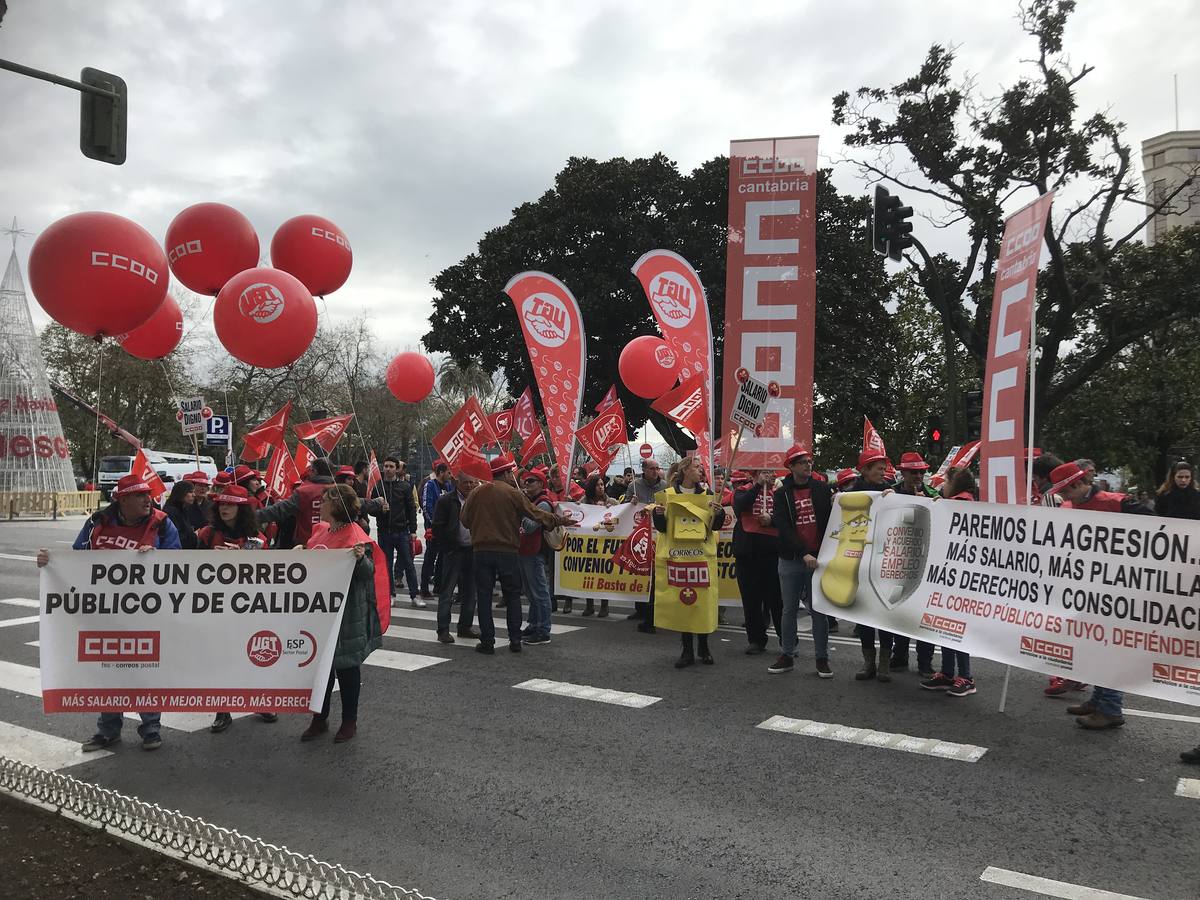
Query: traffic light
79 67 127 165
927 415 944 456
872 185 915 261
964 391 983 442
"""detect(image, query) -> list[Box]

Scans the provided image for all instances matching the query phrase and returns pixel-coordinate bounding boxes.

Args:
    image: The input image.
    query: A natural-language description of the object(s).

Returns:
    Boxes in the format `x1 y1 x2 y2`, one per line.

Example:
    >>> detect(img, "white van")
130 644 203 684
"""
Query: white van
97 450 220 499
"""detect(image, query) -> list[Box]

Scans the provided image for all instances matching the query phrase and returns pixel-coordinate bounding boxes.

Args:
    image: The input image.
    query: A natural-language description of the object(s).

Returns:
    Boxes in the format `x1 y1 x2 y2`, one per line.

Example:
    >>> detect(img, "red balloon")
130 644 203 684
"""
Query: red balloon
619 335 679 398
269 214 352 296
386 352 435 403
164 202 260 295
28 211 168 337
116 295 183 360
213 267 318 368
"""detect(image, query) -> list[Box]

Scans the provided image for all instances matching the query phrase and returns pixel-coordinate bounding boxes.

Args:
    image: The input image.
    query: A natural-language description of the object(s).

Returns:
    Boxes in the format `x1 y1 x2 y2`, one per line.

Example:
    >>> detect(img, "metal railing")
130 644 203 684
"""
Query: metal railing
0 755 438 900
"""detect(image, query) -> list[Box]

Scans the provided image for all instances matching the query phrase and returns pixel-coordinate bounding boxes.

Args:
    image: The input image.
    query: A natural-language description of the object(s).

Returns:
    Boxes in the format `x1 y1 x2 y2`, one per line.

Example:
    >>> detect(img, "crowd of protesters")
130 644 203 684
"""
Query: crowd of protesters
34 443 1200 766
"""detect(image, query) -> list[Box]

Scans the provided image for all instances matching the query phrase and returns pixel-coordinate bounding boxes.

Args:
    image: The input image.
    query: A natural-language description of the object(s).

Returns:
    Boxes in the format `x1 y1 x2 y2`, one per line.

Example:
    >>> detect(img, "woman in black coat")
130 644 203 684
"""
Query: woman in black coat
1155 461 1200 519
163 480 197 549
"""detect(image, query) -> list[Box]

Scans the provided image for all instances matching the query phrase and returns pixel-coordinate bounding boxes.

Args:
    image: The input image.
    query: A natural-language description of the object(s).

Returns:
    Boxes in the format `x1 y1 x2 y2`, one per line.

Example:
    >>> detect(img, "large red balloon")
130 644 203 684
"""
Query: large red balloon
269 214 352 296
386 352 435 403
164 202 260 295
116 295 183 360
28 211 168 337
213 268 317 368
619 335 679 399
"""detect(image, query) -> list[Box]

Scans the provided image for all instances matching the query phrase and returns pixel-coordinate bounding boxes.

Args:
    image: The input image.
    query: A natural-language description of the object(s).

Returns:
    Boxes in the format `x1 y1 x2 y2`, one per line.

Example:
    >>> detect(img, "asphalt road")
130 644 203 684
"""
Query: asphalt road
1 517 1197 900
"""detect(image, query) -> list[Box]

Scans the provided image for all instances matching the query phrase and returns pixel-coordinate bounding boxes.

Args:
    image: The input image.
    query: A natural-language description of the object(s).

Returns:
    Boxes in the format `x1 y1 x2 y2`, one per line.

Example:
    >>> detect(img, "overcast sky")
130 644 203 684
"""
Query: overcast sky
1 0 1197 360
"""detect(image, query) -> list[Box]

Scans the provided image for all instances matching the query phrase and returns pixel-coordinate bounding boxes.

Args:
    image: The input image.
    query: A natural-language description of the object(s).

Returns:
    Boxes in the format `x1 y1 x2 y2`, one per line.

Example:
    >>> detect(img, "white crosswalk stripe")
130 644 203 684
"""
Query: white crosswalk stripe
1 598 39 608
0 719 113 769
1176 777 1200 800
757 714 988 762
0 615 38 629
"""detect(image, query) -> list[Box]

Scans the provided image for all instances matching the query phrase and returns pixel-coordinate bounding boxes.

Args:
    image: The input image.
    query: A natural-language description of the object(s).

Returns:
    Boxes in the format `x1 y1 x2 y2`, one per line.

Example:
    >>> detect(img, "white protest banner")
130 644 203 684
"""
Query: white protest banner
39 550 356 715
811 492 1200 706
178 396 205 436
554 502 741 605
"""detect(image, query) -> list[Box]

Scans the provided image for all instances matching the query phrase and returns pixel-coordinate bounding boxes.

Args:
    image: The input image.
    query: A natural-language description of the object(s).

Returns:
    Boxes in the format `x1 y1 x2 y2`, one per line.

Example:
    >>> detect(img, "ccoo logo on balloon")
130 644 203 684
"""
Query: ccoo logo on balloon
521 293 570 348
238 283 287 325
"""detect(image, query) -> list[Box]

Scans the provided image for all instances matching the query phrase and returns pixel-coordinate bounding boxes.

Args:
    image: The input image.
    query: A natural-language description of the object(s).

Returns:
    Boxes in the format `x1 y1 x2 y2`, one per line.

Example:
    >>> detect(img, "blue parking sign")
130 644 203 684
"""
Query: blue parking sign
205 415 231 446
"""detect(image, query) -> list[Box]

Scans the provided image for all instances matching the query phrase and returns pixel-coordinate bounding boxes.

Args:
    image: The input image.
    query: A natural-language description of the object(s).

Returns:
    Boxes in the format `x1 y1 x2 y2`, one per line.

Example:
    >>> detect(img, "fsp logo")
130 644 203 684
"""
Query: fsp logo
650 273 695 327
79 631 160 662
521 294 570 347
310 226 351 250
238 283 286 325
90 251 161 284
167 239 203 264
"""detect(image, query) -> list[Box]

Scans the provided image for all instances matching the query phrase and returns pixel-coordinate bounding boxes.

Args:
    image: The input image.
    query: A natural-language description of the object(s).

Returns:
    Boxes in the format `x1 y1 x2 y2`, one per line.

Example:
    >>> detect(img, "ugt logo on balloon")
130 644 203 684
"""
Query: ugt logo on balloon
238 282 287 325
521 293 570 348
649 272 695 328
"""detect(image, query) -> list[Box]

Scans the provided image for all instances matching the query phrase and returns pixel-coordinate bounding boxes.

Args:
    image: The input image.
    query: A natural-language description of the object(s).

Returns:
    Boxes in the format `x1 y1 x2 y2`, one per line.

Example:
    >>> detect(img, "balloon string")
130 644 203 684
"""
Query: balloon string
176 292 215 348
285 368 356 529
90 340 105 492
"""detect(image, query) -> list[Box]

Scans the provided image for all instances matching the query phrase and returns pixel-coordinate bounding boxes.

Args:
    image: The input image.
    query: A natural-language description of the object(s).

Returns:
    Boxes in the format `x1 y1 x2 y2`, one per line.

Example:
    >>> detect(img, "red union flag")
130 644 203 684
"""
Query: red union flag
131 449 167 503
979 191 1054 504
596 384 618 413
365 450 382 496
519 428 549 465
294 414 354 454
241 400 292 461
651 373 708 434
293 441 314 478
611 510 653 576
487 407 514 444
862 416 887 457
720 136 818 470
433 396 496 467
505 272 587 479
632 251 714 473
453 431 493 482
575 400 627 471
265 443 300 500
512 387 538 440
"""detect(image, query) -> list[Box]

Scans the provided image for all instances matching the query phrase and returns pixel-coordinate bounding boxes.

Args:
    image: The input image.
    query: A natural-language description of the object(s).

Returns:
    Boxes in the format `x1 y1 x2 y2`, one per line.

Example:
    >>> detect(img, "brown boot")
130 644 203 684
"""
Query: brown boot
334 720 357 743
300 716 328 742
1076 711 1125 730
1066 700 1097 716
876 647 891 683
854 648 876 681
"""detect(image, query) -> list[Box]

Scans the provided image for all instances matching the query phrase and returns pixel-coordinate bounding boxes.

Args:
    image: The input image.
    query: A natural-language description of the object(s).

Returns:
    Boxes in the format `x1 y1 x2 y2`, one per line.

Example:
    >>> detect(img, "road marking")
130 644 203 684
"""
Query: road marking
385 624 473 646
1123 707 1200 725
390 607 584 635
0 552 36 562
514 678 660 708
364 649 449 672
979 866 1152 899
0 660 41 697
0 719 112 769
140 712 253 733
0 615 38 629
1 598 39 608
756 715 987 762
1177 777 1200 800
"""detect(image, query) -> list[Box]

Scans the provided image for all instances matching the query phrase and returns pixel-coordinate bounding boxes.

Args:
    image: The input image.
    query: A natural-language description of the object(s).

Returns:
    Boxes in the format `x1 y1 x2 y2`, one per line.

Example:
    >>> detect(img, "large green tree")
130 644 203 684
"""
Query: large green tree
424 154 898 466
832 0 1200 441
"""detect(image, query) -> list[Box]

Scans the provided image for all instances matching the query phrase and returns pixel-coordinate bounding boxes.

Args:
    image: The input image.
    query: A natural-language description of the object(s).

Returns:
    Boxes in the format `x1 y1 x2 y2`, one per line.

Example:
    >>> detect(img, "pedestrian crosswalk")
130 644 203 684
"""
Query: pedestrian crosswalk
0 597 589 766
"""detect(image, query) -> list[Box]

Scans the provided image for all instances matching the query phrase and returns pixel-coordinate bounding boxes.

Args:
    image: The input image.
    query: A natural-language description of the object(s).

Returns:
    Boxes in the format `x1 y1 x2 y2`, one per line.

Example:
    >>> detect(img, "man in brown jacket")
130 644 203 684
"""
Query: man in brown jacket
461 454 572 654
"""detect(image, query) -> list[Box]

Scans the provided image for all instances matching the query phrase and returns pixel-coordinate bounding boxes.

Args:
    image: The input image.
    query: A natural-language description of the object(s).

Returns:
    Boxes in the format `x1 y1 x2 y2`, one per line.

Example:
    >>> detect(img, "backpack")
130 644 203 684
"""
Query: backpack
540 496 567 551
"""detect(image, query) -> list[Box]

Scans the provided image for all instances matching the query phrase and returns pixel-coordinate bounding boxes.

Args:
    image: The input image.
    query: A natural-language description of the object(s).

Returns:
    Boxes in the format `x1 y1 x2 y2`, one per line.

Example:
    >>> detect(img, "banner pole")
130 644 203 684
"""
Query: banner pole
998 666 1012 714
727 425 746 473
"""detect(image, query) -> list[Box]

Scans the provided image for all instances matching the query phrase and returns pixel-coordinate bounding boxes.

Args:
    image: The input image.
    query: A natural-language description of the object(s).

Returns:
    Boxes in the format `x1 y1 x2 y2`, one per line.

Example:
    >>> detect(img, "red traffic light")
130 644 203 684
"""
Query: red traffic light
931 428 942 442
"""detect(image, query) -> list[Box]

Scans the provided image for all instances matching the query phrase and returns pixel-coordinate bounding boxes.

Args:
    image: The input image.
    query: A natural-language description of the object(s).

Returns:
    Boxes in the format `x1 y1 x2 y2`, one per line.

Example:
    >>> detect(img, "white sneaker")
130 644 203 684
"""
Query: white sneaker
410 596 427 609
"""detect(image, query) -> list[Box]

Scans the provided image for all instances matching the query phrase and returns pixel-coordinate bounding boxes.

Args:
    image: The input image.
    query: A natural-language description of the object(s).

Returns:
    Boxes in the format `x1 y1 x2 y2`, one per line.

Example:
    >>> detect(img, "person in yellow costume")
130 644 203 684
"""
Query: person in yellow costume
649 455 726 668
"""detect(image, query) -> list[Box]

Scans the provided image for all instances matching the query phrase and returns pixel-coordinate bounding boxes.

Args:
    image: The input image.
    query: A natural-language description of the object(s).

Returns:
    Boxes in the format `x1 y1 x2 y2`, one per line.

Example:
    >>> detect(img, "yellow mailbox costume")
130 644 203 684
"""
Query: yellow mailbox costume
652 485 724 637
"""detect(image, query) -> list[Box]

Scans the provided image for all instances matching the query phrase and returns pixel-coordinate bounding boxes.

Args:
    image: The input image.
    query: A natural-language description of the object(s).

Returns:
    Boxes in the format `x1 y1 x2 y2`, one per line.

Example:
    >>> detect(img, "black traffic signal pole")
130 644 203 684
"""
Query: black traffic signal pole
0 58 126 164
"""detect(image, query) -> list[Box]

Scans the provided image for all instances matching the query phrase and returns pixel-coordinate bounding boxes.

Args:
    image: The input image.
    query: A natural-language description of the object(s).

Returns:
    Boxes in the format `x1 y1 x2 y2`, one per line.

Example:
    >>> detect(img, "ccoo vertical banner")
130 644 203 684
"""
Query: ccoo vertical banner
720 136 818 469
505 272 588 479
979 191 1054 504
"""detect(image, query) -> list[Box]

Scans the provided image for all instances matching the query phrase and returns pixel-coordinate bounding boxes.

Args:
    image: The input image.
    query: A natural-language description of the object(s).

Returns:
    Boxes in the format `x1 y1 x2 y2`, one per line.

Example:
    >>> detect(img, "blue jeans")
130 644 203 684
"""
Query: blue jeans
474 550 523 645
778 557 829 661
378 531 418 598
97 711 160 739
1091 685 1124 717
940 649 971 679
916 641 936 673
519 554 552 637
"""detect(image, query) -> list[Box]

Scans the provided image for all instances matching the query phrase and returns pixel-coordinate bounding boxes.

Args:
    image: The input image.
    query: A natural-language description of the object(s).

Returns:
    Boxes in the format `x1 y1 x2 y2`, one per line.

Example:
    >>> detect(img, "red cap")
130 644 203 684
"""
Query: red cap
112 474 152 498
811 471 827 482
183 470 211 486
490 453 517 477
214 471 233 485
836 468 857 488
214 484 251 505
1047 462 1088 495
523 468 548 487
233 465 258 485
898 452 929 472
784 443 811 465
858 449 886 469
336 465 357 478
730 470 752 486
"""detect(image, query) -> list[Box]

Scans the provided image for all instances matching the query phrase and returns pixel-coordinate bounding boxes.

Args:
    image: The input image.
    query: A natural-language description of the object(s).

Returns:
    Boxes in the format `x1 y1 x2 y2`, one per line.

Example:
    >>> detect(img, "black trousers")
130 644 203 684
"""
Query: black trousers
858 626 894 656
735 551 781 647
681 633 710 657
318 665 361 721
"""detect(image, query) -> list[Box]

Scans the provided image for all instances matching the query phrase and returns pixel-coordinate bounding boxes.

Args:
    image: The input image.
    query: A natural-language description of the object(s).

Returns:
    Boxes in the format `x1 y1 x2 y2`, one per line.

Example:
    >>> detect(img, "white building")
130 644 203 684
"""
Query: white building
1141 129 1200 245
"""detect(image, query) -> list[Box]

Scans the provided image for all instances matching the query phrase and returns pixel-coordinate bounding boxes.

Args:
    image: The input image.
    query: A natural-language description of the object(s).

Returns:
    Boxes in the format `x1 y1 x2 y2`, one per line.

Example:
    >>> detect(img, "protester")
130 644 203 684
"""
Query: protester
518 468 557 641
843 449 897 681
713 470 734 507
1156 460 1200 519
163 480 198 550
608 467 634 501
36 473 180 752
576 475 613 617
183 470 213 530
920 467 978 696
1030 452 1065 506
433 471 480 642
460 455 570 654
371 456 423 607
421 462 453 598
889 451 939 673
1047 461 1152 729
233 465 268 509
624 457 668 630
650 456 724 667
732 469 782 657
257 457 335 548
300 483 386 744
767 445 833 677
